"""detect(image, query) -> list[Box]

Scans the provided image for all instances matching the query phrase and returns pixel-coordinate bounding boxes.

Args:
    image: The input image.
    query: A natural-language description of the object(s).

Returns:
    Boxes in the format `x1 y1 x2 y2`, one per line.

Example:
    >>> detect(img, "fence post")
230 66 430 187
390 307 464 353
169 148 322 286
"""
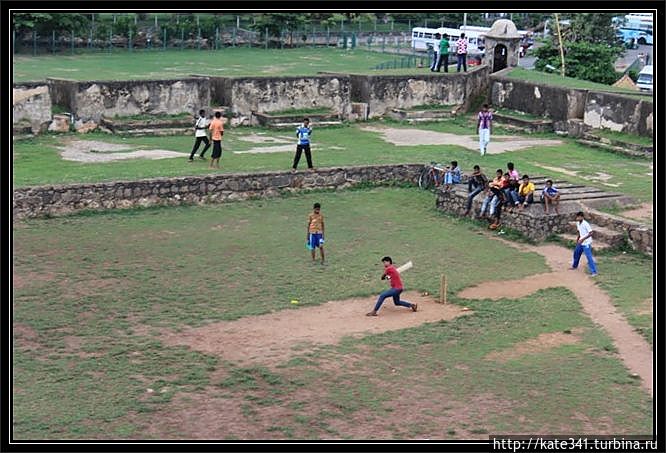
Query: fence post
351 33 356 49
109 28 112 52
180 28 184 50
265 27 268 49
52 30 56 54
233 27 237 47
70 29 74 55
129 29 133 52
197 27 201 50
327 27 330 47
382 35 385 53
163 28 167 51
33 30 37 56
280 29 284 49
216 27 220 50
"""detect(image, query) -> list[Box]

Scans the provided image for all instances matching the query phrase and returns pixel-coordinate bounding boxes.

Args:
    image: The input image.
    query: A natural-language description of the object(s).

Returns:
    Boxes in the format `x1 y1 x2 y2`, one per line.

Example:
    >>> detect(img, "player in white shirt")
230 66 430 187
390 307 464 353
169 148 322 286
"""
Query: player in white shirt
569 211 598 276
188 109 211 161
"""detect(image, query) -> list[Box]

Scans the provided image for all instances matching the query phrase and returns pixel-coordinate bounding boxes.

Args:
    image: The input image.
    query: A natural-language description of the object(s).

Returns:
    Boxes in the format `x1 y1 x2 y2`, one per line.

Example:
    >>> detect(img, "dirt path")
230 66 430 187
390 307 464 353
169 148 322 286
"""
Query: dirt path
56 139 184 162
458 241 653 396
360 126 563 154
160 292 472 367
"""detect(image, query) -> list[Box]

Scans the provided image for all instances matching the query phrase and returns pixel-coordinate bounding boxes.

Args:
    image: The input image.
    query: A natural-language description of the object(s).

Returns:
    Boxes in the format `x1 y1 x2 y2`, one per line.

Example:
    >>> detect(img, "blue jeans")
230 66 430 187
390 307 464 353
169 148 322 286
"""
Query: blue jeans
466 186 483 211
572 244 597 274
374 288 412 312
504 188 519 205
457 53 467 72
480 193 494 215
518 193 534 205
444 172 461 185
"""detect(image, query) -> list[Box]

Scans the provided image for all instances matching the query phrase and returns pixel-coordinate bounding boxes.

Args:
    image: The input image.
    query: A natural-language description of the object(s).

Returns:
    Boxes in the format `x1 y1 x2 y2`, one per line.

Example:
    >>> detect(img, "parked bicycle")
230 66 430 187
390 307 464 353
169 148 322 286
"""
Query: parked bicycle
418 161 447 190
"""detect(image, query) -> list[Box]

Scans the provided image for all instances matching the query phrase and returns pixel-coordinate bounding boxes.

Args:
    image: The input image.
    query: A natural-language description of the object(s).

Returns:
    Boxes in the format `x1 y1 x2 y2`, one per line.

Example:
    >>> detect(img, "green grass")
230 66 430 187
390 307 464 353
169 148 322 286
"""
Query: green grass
493 107 545 121
594 253 653 345
505 68 653 100
12 119 654 203
13 48 437 82
591 129 654 147
13 187 652 439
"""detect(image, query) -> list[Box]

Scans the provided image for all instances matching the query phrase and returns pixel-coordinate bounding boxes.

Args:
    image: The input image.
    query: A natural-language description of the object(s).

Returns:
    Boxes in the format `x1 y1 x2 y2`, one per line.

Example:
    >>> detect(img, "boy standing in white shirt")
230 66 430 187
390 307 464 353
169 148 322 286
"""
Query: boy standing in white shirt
188 109 211 161
570 211 598 276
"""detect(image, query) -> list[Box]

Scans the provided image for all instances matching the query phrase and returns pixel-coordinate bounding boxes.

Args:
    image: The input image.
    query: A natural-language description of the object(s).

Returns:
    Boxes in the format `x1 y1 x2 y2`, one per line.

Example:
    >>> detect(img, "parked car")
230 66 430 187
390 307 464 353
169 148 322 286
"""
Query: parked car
636 65 653 93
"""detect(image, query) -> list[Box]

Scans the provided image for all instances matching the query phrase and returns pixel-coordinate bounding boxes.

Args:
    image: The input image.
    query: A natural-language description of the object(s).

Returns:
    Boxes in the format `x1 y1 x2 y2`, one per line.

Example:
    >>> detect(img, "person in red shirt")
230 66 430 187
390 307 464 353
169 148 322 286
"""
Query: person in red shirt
366 256 418 316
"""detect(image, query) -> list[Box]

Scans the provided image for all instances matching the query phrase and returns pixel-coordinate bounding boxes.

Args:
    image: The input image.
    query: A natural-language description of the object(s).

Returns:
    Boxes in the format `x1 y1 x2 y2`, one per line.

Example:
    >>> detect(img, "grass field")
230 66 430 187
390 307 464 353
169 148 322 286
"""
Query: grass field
505 68 652 100
12 188 653 439
12 48 431 82
12 118 653 203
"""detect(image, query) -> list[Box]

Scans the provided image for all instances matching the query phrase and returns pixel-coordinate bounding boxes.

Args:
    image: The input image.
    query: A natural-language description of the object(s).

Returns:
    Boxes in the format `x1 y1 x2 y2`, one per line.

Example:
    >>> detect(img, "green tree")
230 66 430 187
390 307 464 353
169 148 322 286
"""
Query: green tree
250 13 309 46
13 13 89 35
533 13 624 84
533 39 621 84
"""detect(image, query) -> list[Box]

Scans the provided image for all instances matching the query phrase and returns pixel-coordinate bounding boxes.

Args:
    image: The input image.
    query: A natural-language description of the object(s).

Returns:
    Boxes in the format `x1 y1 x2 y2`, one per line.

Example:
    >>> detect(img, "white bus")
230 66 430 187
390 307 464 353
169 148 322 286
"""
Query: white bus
411 26 485 53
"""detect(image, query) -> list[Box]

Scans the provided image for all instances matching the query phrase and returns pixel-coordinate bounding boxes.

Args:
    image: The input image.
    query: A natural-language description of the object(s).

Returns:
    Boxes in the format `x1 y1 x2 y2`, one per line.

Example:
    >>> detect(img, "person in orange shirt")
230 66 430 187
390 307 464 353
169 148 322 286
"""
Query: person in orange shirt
208 111 225 169
306 202 325 265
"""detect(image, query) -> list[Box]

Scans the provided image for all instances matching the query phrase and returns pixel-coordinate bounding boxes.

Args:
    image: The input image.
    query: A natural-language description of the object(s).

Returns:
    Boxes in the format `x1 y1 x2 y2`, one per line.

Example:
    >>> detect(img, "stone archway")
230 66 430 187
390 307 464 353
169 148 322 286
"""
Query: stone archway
493 44 508 72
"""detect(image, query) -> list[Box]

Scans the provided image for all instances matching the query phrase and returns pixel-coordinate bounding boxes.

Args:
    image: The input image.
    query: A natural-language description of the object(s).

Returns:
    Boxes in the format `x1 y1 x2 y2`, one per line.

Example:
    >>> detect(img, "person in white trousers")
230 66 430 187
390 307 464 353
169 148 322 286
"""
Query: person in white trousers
477 103 493 156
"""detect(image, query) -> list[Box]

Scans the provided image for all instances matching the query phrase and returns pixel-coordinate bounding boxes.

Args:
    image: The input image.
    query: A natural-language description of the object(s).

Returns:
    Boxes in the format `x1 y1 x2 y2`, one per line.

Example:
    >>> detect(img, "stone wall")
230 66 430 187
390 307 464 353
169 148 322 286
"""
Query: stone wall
353 65 490 118
13 164 421 220
217 75 352 120
47 78 211 122
490 70 653 137
584 209 653 255
12 82 53 133
490 70 588 124
435 189 571 241
583 92 653 137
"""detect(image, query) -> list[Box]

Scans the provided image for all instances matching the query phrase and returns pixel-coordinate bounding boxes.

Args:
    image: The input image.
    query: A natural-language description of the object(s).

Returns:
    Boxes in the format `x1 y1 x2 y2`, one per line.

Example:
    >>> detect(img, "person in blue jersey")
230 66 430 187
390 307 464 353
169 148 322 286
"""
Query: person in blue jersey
292 118 314 171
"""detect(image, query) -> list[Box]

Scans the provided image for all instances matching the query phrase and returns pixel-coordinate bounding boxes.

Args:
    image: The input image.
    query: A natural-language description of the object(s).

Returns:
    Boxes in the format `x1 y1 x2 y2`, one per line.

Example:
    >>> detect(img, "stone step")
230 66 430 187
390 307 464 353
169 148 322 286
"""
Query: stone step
565 222 625 247
582 133 653 153
106 128 192 137
576 139 652 159
556 233 613 250
268 121 343 128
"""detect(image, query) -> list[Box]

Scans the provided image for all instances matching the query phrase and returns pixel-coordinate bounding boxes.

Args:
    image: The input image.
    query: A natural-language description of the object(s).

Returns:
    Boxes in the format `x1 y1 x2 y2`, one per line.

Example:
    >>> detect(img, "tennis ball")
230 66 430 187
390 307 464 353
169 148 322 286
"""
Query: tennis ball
291 300 299 304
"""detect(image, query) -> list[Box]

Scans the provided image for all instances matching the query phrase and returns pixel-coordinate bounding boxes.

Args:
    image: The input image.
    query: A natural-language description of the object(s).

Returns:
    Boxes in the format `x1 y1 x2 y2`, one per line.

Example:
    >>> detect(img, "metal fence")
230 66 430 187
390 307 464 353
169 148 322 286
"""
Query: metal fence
13 25 420 56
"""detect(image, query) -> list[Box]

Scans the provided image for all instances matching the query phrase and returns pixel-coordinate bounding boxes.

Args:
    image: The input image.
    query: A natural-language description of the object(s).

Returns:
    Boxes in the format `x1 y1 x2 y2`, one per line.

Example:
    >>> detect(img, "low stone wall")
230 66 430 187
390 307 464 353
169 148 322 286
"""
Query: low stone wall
435 189 573 241
13 164 421 220
12 82 53 133
583 92 653 137
352 66 490 118
584 209 653 255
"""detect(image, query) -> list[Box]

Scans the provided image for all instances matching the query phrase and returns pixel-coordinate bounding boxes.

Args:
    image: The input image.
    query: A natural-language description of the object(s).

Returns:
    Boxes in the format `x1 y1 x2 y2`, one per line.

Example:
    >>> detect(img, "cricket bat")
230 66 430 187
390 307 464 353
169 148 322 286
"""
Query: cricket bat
396 261 413 273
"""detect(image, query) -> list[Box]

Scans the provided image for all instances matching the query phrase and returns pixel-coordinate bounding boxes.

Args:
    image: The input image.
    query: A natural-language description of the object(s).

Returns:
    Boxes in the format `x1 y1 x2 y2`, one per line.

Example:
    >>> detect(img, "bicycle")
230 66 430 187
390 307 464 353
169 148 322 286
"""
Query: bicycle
418 162 447 190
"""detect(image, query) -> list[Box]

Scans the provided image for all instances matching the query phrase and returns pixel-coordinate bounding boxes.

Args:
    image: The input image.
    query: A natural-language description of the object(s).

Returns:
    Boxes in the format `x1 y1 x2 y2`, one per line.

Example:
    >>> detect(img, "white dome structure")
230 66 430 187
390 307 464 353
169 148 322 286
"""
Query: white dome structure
485 19 523 39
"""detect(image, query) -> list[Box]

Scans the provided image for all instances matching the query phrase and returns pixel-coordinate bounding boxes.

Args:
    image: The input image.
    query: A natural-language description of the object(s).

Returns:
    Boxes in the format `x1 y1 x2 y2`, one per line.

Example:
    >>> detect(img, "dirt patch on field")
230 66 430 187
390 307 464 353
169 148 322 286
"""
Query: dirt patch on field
55 139 184 162
485 331 582 362
533 164 579 178
618 203 653 223
458 239 653 396
13 271 57 291
360 126 563 154
160 291 472 367
233 144 295 154
13 323 42 351
236 134 292 144
636 298 653 316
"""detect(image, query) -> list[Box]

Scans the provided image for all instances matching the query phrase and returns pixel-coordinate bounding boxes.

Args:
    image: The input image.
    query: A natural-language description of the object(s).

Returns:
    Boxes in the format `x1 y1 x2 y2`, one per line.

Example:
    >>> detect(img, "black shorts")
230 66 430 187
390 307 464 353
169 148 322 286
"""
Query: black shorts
211 140 222 158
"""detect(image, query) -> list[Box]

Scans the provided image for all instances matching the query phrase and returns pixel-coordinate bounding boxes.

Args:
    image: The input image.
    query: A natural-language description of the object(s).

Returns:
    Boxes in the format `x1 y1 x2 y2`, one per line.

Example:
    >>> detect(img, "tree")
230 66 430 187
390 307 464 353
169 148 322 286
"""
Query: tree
533 13 624 84
249 13 309 46
533 40 621 84
13 13 89 35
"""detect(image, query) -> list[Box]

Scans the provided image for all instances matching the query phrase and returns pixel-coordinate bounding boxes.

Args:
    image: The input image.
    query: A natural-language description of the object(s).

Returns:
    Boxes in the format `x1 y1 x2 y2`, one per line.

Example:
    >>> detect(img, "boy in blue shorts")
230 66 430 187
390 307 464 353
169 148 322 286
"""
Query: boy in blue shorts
306 202 325 264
